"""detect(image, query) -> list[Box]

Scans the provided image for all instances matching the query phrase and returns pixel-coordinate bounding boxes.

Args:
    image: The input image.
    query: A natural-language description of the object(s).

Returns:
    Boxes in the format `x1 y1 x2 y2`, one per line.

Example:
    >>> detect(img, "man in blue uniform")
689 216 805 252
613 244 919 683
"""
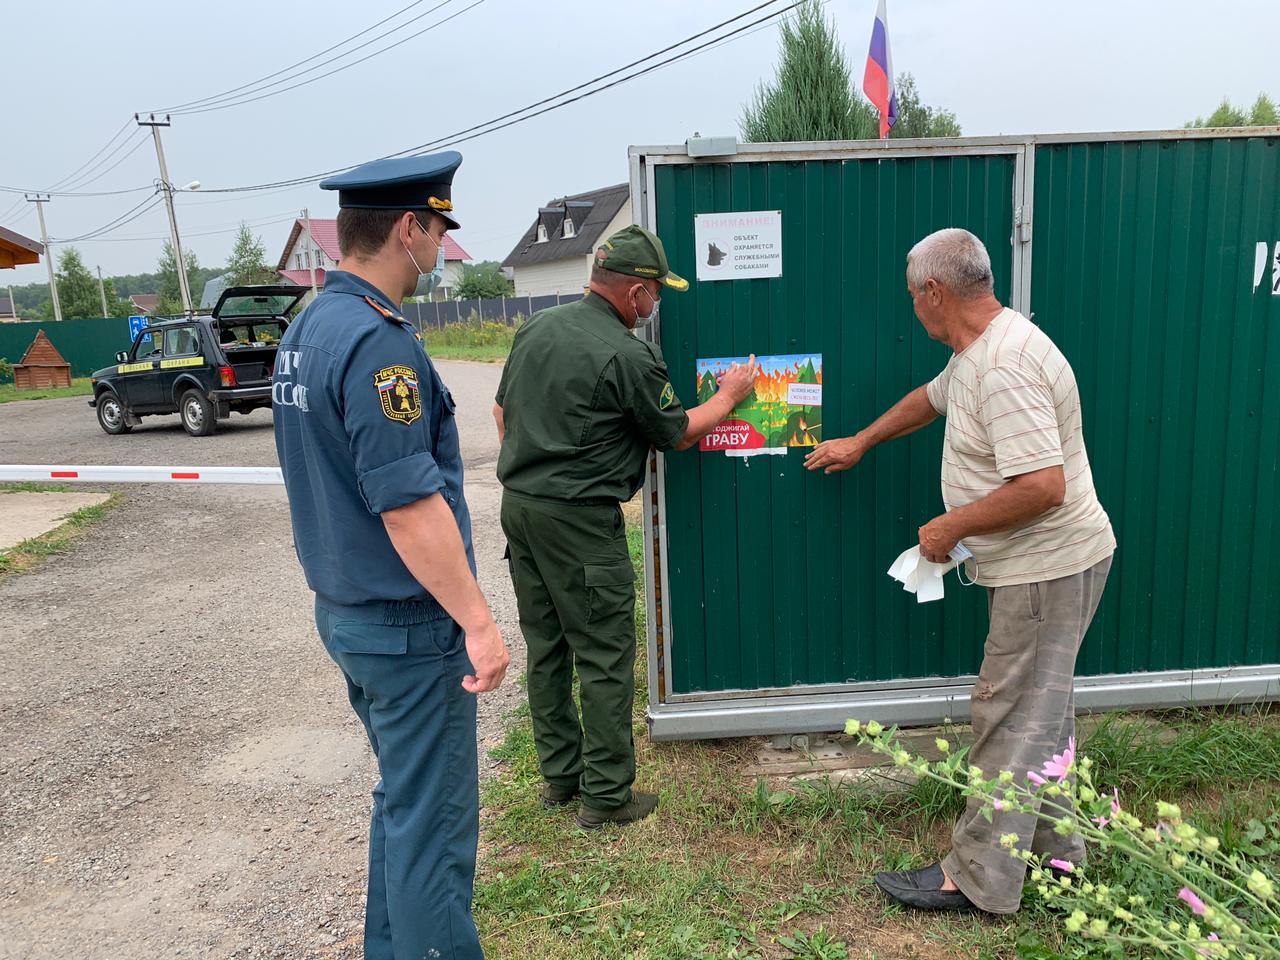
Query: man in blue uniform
273 150 510 960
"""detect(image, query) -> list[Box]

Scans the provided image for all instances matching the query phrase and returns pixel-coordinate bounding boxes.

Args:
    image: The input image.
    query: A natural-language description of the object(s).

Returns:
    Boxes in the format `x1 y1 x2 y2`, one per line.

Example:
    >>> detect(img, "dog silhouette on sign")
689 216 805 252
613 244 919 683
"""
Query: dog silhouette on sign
707 241 727 267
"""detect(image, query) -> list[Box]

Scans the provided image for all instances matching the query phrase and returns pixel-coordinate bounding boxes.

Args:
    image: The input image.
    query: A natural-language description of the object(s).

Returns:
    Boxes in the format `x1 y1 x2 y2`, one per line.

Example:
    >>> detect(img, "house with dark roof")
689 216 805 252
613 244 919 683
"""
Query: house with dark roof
276 218 472 300
501 184 631 297
0 291 22 322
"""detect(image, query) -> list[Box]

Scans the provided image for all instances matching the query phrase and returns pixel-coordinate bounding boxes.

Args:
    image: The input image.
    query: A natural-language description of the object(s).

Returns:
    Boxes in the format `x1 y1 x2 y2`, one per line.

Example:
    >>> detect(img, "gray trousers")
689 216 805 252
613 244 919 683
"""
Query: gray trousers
942 554 1112 914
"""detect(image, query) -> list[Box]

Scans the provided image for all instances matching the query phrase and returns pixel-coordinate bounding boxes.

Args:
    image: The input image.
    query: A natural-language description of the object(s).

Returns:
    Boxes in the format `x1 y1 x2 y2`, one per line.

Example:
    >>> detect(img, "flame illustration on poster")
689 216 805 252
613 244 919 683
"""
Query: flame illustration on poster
695 354 822 454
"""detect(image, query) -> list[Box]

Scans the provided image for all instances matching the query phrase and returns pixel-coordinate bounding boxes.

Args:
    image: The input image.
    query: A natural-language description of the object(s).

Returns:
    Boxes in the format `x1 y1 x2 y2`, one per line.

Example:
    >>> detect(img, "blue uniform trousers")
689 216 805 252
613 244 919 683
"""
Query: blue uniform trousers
315 604 482 960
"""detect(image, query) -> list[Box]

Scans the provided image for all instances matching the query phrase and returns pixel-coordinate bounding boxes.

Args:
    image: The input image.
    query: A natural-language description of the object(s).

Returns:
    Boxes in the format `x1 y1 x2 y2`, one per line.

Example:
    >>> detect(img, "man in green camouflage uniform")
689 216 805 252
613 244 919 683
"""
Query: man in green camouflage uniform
493 225 757 829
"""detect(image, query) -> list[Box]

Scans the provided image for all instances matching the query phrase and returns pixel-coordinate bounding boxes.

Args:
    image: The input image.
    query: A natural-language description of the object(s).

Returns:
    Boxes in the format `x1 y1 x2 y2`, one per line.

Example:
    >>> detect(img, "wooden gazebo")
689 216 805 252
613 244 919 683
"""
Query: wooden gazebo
0 225 43 269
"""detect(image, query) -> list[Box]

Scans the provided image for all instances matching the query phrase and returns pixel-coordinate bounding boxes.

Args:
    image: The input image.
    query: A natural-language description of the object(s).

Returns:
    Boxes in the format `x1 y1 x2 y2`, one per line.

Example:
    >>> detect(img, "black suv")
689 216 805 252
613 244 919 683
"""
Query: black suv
88 284 306 437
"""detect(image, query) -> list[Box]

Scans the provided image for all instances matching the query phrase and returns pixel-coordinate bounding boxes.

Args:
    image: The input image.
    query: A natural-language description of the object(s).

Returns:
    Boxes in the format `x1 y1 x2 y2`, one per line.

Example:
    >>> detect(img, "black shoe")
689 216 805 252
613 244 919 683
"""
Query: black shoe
874 862 978 912
575 791 659 830
540 782 581 809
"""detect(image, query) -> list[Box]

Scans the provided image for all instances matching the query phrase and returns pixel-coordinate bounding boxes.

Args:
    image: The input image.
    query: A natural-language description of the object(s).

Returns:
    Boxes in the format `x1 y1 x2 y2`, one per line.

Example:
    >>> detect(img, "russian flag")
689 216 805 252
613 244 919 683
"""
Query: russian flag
863 0 898 138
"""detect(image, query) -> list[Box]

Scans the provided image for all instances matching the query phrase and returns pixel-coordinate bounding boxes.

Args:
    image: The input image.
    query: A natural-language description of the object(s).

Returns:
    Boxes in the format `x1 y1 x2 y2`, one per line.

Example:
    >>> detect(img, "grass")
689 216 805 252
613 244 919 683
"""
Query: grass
423 318 519 363
0 481 76 494
0 492 121 581
0 378 94 403
473 524 1280 959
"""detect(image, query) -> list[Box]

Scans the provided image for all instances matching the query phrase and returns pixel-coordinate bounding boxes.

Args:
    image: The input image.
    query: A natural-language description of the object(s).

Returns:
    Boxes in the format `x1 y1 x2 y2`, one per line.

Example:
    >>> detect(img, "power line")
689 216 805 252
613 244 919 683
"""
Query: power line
181 182 316 206
0 181 154 198
0 119 136 222
383 0 805 159
173 0 482 116
53 193 165 244
200 0 798 194
72 213 299 244
57 132 151 193
152 0 439 114
46 119 137 191
9 0 798 245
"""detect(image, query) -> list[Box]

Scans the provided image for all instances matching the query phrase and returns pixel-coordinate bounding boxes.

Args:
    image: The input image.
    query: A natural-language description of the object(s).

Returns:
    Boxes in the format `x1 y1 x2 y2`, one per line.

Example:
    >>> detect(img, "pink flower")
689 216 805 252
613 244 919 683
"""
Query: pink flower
1179 887 1208 916
1027 771 1048 786
1199 933 1221 958
1041 737 1077 782
1049 858 1075 873
1094 789 1121 828
993 799 1005 811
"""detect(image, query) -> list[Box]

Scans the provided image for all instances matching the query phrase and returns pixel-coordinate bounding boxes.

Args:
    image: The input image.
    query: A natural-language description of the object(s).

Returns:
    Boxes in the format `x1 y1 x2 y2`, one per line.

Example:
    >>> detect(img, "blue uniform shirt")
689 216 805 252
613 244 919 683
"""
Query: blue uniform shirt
273 270 473 625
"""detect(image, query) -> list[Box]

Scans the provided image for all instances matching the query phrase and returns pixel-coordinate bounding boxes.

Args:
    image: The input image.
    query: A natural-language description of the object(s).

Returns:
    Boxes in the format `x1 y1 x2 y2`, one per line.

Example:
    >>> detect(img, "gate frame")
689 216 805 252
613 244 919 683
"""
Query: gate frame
629 128 1280 741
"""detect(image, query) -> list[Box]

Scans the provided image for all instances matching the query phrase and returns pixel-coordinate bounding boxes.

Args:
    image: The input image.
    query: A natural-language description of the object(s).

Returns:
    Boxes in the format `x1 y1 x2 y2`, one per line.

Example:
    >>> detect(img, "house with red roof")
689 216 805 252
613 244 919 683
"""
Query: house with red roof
128 293 158 316
275 218 472 300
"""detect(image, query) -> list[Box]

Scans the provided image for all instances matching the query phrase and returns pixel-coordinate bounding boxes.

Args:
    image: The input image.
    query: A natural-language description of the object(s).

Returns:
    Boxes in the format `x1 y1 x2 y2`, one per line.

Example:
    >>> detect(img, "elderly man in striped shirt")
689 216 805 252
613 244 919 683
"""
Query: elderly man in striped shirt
805 227 1116 915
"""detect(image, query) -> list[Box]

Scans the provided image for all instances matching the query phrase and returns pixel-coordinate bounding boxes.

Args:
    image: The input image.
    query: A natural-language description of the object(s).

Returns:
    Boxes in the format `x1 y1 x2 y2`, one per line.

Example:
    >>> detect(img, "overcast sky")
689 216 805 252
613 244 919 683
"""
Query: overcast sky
2 0 1273 291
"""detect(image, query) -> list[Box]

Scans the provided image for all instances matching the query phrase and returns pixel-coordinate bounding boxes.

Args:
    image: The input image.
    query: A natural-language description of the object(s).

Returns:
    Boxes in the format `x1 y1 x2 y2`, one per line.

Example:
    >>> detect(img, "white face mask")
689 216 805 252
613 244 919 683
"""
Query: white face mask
633 285 660 326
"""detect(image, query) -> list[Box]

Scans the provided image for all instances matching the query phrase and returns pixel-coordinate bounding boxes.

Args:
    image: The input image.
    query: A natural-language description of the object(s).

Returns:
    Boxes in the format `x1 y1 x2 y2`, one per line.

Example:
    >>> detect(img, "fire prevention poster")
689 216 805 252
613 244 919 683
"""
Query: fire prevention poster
695 353 822 453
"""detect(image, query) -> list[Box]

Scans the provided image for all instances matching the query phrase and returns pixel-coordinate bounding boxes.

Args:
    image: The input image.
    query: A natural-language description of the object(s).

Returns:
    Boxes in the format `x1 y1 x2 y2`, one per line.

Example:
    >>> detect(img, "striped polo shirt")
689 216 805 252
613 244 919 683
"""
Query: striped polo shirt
926 308 1115 587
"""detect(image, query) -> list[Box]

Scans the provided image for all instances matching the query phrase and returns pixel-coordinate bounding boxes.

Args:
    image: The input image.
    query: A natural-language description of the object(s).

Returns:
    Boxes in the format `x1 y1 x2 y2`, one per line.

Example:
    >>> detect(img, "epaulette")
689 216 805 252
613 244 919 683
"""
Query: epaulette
364 295 403 322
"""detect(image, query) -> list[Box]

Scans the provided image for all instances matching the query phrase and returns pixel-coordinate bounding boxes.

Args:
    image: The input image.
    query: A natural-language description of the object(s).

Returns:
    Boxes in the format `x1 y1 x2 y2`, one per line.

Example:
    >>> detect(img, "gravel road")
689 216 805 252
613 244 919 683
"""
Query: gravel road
0 361 525 960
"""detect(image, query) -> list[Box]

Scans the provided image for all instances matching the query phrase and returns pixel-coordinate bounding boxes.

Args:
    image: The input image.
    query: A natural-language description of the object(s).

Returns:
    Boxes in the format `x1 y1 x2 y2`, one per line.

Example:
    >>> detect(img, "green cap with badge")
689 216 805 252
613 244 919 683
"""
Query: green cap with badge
593 224 689 292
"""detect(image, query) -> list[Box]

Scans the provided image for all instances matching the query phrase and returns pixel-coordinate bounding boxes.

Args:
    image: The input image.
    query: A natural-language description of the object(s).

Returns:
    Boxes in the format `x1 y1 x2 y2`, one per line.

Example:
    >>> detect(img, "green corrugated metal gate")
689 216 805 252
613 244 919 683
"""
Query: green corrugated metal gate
0 317 137 378
633 131 1280 741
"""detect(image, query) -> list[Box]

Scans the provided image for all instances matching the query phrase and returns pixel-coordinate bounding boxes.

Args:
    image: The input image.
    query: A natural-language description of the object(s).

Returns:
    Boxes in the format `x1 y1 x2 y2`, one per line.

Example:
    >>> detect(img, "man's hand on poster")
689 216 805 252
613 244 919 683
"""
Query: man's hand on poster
717 354 760 405
804 434 866 474
918 513 961 564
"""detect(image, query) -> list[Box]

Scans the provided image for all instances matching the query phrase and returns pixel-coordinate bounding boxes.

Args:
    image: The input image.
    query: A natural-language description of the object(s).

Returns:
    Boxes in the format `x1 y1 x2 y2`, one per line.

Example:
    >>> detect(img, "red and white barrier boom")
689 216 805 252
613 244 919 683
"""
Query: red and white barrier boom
0 465 283 485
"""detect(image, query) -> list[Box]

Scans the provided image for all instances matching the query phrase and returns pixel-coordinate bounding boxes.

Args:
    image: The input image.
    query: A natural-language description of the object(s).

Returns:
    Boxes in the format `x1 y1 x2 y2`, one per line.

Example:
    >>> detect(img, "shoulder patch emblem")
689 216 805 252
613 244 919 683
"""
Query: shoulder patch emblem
374 365 422 425
659 382 675 410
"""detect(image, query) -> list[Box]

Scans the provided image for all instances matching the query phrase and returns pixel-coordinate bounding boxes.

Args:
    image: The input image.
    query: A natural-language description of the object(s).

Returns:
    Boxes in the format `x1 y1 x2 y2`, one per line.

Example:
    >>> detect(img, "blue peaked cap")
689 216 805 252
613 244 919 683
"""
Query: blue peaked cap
320 151 462 229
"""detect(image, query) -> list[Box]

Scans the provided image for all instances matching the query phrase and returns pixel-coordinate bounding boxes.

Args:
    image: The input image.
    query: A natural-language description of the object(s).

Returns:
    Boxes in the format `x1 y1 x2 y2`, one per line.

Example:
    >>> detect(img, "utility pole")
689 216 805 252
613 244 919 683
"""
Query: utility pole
25 194 62 322
301 207 318 298
136 113 193 316
6 285 16 320
96 265 109 317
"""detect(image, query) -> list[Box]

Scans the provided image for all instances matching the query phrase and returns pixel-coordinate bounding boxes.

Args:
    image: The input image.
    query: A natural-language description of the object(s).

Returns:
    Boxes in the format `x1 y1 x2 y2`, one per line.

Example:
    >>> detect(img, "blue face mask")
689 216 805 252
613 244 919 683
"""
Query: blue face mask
427 242 445 293
406 217 447 294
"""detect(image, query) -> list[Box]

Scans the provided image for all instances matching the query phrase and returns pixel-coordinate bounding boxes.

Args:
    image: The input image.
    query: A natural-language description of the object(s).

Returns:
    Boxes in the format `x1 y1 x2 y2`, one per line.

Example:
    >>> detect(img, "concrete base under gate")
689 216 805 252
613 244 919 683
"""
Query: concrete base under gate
0 491 111 550
650 664 1280 741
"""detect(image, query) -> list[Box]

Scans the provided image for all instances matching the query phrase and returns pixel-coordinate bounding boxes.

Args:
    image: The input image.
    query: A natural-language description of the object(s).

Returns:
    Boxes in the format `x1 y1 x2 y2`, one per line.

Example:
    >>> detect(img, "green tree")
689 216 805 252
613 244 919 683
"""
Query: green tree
452 260 514 300
740 0 876 142
156 240 201 315
47 247 129 319
1187 93 1278 128
740 1 958 143
52 247 100 319
889 73 962 139
224 223 277 286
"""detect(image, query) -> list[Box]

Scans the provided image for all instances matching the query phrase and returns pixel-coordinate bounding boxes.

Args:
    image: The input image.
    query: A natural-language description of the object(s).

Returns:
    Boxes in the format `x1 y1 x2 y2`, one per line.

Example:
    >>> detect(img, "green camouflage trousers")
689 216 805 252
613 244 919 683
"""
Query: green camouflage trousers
942 554 1113 914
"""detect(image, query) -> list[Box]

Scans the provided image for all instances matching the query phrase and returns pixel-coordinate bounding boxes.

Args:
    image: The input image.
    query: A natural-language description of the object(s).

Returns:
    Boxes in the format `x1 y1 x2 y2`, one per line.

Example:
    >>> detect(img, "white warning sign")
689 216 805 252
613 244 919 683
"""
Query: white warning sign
1256 241 1280 296
694 210 783 281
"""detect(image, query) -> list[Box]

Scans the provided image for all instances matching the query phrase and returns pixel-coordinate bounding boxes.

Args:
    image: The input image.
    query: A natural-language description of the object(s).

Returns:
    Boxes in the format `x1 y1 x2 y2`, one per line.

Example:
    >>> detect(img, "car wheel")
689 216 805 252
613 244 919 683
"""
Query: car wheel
180 388 217 437
96 392 132 435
